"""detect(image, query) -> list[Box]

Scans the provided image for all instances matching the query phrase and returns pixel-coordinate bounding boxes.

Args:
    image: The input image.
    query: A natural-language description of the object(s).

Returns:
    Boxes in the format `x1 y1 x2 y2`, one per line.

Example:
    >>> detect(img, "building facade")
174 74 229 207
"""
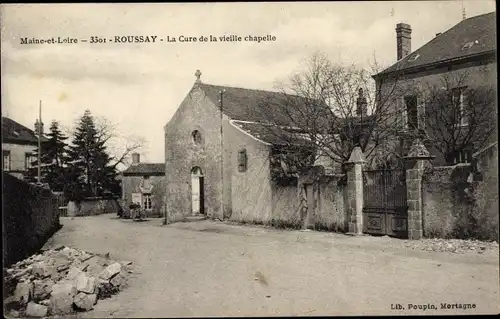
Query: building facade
121 153 166 218
164 74 337 224
373 12 497 165
2 117 48 181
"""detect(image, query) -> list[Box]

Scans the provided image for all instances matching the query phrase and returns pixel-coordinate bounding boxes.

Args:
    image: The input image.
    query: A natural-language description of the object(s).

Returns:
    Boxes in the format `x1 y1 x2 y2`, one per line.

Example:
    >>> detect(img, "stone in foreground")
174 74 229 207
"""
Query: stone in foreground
99 262 121 280
110 273 127 288
26 302 48 317
32 262 57 279
73 292 97 311
14 281 33 305
49 282 77 315
33 279 54 301
66 266 84 281
75 274 97 294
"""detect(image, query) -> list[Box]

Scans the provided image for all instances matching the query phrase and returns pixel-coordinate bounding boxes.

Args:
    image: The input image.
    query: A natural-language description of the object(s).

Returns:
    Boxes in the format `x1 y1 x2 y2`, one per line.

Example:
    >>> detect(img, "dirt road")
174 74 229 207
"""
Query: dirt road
42 214 499 317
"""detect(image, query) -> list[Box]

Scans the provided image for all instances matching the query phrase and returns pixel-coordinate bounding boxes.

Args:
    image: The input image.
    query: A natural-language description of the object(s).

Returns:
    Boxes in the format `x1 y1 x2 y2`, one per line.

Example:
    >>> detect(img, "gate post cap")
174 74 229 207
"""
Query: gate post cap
403 139 435 160
347 146 366 164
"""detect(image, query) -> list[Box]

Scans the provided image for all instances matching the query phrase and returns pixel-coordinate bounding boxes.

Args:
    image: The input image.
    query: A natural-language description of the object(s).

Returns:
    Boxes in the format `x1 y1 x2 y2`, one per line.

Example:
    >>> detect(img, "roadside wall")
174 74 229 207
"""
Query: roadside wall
270 170 347 231
470 142 499 241
3 173 61 266
422 164 476 239
314 175 347 232
271 182 301 228
67 197 122 217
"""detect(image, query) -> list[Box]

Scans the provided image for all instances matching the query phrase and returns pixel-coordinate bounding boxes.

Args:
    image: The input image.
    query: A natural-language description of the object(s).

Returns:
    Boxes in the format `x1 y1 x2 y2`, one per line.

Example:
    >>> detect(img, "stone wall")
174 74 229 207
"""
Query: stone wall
121 175 166 218
270 170 347 231
67 197 122 217
3 173 61 266
469 142 499 241
270 183 301 228
314 175 347 232
422 164 475 239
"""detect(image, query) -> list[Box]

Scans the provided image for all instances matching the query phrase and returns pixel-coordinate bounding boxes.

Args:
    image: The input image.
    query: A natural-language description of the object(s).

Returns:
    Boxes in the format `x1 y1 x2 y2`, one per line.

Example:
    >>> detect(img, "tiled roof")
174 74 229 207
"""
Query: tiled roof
122 163 165 176
199 83 333 127
2 117 49 144
231 120 312 146
376 12 496 76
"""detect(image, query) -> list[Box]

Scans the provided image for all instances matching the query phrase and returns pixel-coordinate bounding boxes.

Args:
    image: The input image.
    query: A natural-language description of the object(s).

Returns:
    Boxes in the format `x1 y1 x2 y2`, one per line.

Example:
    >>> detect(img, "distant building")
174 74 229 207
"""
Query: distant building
2 117 48 181
373 12 497 165
121 153 166 218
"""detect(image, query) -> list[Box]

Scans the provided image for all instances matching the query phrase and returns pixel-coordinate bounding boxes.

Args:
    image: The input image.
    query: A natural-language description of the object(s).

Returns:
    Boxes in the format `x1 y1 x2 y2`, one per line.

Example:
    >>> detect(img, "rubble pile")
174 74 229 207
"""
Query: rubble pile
404 238 499 254
3 246 133 317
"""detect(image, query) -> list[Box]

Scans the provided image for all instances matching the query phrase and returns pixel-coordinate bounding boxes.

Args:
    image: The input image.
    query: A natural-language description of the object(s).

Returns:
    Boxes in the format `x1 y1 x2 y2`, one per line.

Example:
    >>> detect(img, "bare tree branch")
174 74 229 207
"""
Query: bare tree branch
249 51 409 176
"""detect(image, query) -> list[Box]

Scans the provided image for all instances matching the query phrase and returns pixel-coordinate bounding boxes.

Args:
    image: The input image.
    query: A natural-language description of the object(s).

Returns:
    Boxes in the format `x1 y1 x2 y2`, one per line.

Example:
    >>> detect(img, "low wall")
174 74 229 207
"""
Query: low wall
422 164 477 239
271 182 302 228
67 197 123 217
470 142 499 241
2 173 61 266
270 173 347 232
314 175 347 232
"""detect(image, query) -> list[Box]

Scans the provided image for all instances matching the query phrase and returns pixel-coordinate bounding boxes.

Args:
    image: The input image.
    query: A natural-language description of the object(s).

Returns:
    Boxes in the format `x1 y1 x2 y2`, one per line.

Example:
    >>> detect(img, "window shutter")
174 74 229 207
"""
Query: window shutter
401 98 408 130
417 96 426 130
238 149 247 172
461 89 469 126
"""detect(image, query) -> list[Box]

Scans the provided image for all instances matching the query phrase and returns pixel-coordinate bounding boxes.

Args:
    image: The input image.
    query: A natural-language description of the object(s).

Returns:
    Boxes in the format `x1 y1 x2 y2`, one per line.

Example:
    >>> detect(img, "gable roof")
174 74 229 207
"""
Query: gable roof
376 12 496 77
2 117 49 145
198 83 332 127
122 163 165 176
231 120 312 147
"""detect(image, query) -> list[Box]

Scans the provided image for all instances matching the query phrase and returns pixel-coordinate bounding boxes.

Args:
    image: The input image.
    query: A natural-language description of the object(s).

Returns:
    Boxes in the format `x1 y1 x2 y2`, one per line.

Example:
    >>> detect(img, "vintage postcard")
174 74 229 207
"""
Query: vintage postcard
1 1 498 317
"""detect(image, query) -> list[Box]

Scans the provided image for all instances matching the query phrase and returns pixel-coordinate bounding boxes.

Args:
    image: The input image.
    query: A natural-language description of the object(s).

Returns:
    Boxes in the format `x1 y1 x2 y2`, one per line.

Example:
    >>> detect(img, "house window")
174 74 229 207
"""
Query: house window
453 150 472 164
192 130 202 145
451 87 468 126
404 95 419 131
143 194 152 210
131 193 142 206
238 149 247 172
25 153 36 170
3 150 11 171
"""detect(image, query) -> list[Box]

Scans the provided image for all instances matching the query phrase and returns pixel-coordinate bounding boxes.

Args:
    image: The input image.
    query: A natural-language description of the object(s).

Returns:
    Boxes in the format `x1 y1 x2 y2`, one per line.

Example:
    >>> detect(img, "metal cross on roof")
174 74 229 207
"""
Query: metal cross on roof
195 69 202 82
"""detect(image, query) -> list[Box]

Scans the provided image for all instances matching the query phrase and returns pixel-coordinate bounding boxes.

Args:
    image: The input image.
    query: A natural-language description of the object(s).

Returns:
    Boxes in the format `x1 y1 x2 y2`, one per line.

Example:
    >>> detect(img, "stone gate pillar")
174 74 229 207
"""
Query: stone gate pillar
403 139 434 240
345 147 366 235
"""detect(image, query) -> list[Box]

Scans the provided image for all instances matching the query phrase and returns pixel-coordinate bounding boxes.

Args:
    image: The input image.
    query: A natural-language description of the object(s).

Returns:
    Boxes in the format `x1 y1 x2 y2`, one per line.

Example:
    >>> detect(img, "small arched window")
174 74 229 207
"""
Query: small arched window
238 149 247 172
192 130 202 145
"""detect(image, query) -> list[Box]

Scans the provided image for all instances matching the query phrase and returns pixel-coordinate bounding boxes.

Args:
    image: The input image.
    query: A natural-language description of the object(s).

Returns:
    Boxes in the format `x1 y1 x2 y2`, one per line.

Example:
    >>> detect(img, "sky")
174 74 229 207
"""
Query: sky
1 1 496 167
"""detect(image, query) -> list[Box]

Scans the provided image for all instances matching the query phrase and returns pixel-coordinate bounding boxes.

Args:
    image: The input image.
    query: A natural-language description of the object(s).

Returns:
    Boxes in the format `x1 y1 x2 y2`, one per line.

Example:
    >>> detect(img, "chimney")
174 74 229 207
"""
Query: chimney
356 88 368 117
34 119 44 136
131 153 140 166
396 23 412 60
435 32 442 37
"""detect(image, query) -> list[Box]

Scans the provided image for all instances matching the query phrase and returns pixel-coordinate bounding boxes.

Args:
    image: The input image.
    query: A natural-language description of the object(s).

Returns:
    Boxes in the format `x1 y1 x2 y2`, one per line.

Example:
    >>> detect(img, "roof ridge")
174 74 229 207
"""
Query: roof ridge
199 82 282 94
464 11 495 21
375 11 495 77
199 82 303 98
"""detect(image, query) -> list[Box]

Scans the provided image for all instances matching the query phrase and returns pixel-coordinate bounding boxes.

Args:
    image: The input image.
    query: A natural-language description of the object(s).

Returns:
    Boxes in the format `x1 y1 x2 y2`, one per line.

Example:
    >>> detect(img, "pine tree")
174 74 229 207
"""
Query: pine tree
67 110 119 199
26 120 69 190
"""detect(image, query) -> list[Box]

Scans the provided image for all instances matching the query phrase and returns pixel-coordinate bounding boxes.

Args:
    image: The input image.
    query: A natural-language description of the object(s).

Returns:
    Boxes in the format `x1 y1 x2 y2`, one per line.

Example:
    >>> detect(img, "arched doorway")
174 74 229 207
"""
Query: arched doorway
191 167 204 215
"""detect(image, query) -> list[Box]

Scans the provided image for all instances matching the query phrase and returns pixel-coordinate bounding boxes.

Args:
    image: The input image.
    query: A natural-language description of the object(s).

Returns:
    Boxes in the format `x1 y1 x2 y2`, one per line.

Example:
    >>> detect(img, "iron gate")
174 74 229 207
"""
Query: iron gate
363 169 408 238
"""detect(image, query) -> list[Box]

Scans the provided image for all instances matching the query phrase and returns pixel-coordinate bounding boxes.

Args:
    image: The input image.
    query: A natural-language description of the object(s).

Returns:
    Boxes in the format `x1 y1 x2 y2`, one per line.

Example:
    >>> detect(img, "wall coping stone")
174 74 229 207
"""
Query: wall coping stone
346 146 366 164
